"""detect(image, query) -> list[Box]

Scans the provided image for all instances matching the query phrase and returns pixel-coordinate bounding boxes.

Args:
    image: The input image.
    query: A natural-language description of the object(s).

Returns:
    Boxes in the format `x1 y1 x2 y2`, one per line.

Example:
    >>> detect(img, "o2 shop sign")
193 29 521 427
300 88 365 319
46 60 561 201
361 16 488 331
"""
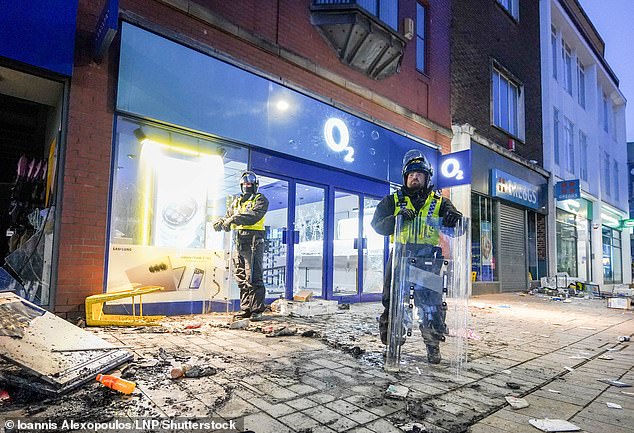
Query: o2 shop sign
437 150 471 188
324 118 354 162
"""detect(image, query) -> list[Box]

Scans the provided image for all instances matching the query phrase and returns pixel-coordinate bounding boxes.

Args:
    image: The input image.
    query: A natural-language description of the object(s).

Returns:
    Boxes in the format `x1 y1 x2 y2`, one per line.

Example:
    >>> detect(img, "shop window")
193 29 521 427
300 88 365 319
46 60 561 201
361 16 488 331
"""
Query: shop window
602 225 622 284
107 117 248 301
556 208 578 277
471 193 498 282
527 211 547 281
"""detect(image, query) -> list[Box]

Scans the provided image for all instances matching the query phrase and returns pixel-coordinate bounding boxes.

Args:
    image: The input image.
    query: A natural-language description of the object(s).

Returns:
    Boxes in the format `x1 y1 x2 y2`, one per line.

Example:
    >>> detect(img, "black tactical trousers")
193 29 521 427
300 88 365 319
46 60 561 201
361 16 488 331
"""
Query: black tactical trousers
234 232 266 314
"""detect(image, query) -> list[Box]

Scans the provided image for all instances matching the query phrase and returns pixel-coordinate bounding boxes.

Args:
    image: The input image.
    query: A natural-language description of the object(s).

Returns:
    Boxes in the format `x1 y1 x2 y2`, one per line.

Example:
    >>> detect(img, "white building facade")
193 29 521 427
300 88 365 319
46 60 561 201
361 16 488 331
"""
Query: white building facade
540 0 630 289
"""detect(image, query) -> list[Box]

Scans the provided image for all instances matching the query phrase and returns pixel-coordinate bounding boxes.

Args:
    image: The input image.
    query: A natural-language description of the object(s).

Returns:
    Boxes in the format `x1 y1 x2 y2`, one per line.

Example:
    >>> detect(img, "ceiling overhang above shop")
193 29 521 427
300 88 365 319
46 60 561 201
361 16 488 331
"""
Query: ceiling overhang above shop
310 3 407 80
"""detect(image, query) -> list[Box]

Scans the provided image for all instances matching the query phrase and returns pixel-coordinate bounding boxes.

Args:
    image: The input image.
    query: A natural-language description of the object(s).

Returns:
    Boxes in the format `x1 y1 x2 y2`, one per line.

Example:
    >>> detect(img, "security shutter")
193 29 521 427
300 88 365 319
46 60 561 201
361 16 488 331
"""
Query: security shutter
499 203 528 292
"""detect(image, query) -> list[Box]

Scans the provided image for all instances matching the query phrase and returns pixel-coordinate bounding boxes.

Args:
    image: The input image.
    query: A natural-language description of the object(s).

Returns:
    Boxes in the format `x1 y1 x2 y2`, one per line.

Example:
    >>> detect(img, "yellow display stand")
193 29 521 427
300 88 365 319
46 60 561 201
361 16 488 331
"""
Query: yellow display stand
85 286 165 326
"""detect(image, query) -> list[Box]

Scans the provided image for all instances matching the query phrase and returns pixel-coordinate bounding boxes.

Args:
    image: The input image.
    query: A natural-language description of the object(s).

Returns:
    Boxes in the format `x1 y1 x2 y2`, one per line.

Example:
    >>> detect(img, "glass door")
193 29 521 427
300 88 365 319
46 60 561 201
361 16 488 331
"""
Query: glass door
257 174 288 298
362 196 384 295
333 191 360 296
293 183 326 298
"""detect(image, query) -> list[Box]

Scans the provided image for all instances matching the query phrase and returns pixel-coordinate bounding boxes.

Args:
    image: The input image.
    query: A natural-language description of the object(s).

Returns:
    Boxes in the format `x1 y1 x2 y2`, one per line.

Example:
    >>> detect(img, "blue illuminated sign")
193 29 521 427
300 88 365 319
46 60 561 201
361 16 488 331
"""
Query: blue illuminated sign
436 150 471 188
93 0 119 61
0 0 78 76
555 180 580 200
491 169 541 209
117 23 438 184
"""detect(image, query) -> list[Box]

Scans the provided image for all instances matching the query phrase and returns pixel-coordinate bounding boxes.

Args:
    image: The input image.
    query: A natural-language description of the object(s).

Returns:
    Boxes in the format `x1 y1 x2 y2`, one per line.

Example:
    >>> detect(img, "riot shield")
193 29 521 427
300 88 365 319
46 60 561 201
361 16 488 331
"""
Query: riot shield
384 215 470 374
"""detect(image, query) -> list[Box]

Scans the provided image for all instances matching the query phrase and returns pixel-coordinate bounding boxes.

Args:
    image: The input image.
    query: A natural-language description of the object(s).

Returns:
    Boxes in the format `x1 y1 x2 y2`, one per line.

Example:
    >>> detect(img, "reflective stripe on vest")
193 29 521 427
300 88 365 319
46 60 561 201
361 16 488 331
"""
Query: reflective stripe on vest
391 192 442 244
232 194 265 231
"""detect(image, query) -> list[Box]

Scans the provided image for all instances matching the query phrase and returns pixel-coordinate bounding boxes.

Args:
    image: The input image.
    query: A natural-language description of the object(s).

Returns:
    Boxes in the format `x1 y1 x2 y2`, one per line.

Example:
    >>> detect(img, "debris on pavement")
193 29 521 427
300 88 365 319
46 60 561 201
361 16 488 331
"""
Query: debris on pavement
598 354 614 360
597 379 632 387
0 292 133 395
95 374 136 394
293 289 313 302
229 318 250 329
300 329 317 337
528 418 580 432
0 389 10 405
547 389 561 393
505 396 529 409
184 322 202 329
621 391 634 396
263 326 297 337
617 335 631 342
607 298 632 310
564 366 574 372
385 384 409 400
605 402 622 409
506 382 521 390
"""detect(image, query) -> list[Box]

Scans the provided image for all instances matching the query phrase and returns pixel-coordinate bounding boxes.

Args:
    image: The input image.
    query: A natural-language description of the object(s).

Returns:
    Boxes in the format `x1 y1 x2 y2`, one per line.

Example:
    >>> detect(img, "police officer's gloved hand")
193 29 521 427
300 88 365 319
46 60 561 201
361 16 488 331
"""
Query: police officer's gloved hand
398 208 417 220
213 219 225 232
222 217 234 232
443 210 462 228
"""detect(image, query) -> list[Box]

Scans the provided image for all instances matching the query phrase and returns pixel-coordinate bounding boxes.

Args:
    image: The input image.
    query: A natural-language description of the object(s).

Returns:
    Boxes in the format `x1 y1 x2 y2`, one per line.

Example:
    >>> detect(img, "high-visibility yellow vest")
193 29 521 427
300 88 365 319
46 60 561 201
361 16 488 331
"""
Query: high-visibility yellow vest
391 191 442 244
231 194 265 231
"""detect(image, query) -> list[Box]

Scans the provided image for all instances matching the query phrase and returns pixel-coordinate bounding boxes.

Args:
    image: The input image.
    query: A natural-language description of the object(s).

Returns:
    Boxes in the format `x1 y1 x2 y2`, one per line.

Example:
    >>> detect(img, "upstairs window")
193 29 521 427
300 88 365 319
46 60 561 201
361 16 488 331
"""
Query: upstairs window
577 60 585 108
492 67 522 138
579 130 588 181
551 27 558 80
416 3 426 73
564 117 574 173
604 152 611 196
614 159 619 200
562 42 573 94
497 0 519 20
554 108 561 166
602 93 609 132
358 0 398 30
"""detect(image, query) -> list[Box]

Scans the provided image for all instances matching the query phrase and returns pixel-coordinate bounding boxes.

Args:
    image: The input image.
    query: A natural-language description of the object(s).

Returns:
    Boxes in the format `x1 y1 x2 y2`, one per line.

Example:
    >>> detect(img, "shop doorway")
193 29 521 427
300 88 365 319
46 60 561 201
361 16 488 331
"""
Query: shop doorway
253 153 388 303
0 65 64 307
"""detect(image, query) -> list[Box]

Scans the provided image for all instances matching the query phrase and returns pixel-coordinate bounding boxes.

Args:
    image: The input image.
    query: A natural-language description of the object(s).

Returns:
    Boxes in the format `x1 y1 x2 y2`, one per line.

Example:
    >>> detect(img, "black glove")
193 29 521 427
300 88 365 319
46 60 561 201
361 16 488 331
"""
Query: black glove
222 217 234 232
443 210 462 228
213 219 225 232
397 208 417 220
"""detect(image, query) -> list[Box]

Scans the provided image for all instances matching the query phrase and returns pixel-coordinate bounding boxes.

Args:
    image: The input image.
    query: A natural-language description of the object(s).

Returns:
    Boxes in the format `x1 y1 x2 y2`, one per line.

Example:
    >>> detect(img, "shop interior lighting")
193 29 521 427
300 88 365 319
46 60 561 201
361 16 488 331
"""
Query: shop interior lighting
135 128 225 245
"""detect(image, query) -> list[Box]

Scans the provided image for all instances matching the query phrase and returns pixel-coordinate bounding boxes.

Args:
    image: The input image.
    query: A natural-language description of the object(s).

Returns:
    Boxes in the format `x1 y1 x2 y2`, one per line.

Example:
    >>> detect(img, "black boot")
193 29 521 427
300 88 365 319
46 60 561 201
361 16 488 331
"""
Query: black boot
233 310 251 320
426 345 441 364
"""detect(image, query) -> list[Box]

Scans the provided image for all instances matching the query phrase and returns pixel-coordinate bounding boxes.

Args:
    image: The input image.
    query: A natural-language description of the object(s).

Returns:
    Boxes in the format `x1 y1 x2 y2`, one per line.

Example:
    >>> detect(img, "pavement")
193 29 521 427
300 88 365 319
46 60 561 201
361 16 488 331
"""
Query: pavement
1 293 633 433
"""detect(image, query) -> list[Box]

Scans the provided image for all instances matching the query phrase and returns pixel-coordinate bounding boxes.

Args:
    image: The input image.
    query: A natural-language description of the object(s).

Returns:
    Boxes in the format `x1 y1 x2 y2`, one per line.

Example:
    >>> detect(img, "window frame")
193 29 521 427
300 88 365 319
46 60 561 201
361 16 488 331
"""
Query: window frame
604 151 611 197
551 26 558 81
357 0 398 30
553 108 560 166
577 59 585 108
562 42 573 95
579 130 588 181
415 2 427 74
496 0 519 20
491 64 524 140
564 117 575 174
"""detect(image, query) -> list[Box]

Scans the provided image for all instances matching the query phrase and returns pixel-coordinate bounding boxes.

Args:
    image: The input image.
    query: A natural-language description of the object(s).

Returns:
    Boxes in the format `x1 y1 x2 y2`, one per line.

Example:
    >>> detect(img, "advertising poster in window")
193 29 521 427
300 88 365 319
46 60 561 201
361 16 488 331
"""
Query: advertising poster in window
481 221 493 266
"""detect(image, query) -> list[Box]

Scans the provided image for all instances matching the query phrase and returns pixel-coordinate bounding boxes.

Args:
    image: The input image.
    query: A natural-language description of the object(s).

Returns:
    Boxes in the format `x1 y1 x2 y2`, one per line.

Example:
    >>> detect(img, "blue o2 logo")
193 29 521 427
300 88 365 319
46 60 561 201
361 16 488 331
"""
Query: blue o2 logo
440 158 463 180
324 118 354 162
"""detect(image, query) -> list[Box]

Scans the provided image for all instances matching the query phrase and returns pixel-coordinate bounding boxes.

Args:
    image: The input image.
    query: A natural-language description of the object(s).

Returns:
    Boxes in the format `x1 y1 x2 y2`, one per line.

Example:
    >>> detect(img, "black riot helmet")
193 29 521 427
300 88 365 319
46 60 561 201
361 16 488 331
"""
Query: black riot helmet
402 149 433 190
240 170 259 194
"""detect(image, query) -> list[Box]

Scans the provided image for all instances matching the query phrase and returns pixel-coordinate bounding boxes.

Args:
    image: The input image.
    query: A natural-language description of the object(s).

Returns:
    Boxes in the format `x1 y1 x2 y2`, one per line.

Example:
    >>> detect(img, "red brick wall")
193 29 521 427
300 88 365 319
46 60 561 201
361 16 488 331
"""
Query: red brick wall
56 0 452 315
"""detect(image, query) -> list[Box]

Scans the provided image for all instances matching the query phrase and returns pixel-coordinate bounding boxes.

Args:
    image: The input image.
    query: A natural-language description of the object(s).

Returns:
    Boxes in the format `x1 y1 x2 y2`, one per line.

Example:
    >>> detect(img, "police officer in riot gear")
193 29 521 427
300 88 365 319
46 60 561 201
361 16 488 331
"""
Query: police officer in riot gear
214 171 269 321
371 150 462 364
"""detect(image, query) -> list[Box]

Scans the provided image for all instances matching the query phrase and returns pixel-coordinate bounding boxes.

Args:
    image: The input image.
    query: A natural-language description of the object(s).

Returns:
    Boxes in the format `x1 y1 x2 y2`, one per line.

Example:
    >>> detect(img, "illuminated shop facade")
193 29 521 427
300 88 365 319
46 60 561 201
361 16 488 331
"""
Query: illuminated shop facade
107 23 458 314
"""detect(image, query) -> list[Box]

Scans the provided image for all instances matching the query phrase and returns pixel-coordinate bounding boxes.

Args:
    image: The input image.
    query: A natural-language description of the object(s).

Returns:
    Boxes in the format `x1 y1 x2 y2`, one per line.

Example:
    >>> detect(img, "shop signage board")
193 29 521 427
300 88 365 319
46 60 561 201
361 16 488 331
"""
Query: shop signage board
0 0 78 76
93 0 119 61
621 218 634 228
490 169 540 210
555 179 580 200
436 149 471 188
